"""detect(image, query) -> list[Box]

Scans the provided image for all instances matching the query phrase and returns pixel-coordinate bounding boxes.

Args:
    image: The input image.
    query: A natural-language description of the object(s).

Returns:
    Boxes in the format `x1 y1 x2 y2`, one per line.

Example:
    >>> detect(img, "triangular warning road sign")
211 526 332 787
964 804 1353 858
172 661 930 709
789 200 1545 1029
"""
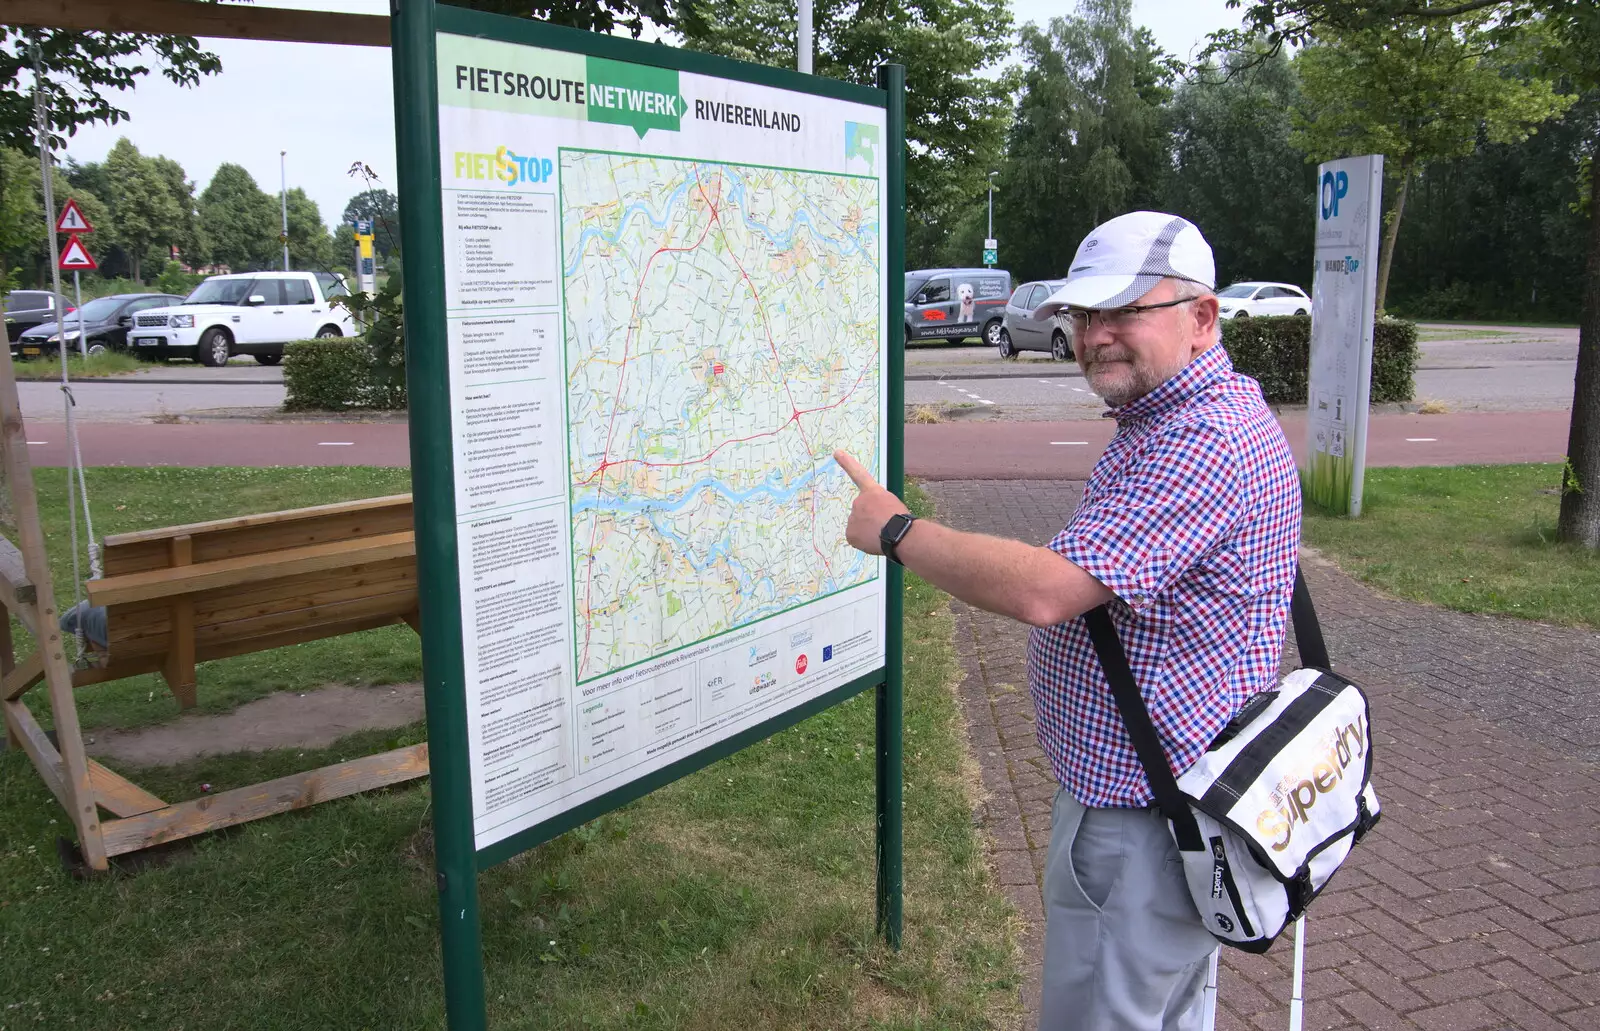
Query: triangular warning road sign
58 236 97 271
56 199 93 234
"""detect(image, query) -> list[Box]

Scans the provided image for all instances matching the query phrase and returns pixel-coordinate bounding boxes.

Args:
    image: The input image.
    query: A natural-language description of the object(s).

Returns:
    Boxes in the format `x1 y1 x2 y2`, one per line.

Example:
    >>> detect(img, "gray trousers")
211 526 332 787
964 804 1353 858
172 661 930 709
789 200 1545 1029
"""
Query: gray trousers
1040 788 1218 1030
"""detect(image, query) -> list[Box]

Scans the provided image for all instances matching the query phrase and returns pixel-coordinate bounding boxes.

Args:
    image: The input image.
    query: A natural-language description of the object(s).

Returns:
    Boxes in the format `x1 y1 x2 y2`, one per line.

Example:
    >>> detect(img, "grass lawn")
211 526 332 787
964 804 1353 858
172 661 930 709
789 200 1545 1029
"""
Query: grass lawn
1302 463 1600 629
1 472 1021 1029
10 351 145 380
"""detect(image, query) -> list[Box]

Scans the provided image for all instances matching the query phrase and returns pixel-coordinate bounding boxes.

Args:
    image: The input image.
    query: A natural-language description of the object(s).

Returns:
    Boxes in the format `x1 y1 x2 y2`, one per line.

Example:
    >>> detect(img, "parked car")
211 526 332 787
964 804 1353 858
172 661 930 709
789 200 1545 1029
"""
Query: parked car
998 279 1070 360
3 290 75 343
1216 282 1310 319
904 267 1012 347
130 271 354 366
14 293 186 359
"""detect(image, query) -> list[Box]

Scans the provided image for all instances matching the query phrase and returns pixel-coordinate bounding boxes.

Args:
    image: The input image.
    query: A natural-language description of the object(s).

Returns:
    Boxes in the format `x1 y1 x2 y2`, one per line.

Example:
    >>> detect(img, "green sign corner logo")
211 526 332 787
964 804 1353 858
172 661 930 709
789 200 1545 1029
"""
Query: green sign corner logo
845 122 879 169
586 57 682 138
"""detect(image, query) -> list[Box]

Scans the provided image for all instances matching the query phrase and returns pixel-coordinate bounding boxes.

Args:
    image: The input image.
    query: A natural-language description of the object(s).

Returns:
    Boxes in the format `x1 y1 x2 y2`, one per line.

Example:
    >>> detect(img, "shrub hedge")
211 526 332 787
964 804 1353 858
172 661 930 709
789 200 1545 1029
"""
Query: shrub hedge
1220 314 1418 405
283 338 407 411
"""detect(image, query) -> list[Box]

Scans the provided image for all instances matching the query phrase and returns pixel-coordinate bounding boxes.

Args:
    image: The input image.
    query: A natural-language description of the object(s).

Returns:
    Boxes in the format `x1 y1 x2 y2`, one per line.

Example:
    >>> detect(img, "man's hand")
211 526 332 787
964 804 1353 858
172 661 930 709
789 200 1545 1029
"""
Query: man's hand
833 450 910 556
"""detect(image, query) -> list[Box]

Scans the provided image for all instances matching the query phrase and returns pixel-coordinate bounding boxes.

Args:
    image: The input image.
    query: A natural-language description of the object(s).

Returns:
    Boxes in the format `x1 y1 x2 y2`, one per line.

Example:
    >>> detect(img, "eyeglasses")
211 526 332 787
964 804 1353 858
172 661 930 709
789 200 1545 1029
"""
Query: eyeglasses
1061 297 1197 334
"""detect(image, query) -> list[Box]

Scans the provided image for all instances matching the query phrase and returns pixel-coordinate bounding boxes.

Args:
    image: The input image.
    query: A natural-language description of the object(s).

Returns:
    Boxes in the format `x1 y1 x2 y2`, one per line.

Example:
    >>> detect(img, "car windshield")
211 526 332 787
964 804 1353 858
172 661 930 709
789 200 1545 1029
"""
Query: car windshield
1217 284 1258 298
183 279 253 305
73 296 126 322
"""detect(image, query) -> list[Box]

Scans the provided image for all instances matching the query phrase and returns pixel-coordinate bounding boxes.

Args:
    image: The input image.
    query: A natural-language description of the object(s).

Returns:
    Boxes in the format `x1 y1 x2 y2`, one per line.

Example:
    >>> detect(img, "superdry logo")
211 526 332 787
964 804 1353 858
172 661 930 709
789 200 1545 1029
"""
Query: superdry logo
1256 716 1368 852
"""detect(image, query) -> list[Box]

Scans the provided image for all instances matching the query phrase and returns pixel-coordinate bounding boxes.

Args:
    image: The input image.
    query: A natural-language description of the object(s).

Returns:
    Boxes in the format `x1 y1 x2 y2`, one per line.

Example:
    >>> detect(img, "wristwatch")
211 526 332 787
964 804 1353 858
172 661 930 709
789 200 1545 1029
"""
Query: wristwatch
879 513 917 566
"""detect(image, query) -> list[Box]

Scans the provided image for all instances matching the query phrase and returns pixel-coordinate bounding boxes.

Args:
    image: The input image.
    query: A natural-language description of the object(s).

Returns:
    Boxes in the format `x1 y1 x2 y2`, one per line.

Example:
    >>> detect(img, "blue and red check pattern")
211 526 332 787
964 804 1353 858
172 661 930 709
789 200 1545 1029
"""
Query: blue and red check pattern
1027 345 1302 808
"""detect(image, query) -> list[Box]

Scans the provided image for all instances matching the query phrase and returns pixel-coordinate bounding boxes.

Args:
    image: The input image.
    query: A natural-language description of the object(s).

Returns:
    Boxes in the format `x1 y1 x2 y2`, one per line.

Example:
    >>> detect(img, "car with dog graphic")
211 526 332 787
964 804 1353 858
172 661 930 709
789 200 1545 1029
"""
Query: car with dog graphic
904 267 1011 347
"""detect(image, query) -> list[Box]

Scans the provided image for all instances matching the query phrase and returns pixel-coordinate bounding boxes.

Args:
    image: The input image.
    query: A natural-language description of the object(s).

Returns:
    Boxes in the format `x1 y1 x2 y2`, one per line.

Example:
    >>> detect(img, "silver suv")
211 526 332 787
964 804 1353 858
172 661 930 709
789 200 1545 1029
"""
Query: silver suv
998 280 1071 360
904 268 1011 346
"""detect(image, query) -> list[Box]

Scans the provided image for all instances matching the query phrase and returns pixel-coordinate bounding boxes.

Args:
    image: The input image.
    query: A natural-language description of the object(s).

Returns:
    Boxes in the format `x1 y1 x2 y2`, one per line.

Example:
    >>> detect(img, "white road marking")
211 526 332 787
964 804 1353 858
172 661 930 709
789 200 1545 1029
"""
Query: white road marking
26 440 46 445
1050 441 1089 446
318 441 356 447
1072 387 1088 393
977 399 994 405
1405 438 1438 443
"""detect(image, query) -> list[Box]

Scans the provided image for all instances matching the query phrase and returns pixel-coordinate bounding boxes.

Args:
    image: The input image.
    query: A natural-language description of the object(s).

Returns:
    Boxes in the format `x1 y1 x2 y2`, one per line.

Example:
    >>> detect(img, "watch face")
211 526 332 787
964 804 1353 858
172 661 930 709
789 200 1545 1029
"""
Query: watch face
883 514 913 541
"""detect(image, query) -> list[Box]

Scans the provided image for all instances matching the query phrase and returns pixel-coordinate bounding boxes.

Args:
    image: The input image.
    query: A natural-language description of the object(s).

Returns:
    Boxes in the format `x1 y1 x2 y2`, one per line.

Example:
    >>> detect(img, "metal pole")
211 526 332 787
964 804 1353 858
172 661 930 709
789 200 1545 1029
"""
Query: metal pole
875 61 905 951
33 49 67 375
1288 916 1307 1031
797 0 813 74
280 150 291 271
74 270 86 358
393 1 487 1027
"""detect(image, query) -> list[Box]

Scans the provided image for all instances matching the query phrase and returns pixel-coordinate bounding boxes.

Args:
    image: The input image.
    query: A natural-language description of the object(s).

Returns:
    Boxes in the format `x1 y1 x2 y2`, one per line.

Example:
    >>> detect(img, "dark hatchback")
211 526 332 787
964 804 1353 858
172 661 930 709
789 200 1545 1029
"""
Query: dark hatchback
4 290 75 343
14 293 185 358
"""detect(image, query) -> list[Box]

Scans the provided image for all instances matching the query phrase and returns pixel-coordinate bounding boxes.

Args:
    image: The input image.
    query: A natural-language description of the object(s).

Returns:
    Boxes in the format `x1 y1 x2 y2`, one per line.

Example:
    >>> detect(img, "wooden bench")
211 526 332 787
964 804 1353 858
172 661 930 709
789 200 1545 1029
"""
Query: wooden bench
75 494 419 708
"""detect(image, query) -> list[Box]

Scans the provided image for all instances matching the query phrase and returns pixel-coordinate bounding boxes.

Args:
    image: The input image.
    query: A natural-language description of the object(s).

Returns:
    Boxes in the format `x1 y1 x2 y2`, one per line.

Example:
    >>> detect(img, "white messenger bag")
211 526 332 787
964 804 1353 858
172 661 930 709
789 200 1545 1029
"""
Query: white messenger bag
1084 568 1380 953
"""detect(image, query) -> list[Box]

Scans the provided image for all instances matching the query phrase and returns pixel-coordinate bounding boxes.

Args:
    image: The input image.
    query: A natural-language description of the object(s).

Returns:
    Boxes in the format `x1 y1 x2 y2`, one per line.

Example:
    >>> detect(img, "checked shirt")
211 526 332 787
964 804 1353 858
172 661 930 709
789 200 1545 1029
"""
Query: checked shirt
1027 344 1302 808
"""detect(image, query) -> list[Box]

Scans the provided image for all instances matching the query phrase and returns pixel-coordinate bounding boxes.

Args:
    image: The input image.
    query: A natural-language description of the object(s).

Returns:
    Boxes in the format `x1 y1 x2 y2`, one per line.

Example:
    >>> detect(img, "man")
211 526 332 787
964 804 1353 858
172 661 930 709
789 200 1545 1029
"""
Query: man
835 211 1301 1029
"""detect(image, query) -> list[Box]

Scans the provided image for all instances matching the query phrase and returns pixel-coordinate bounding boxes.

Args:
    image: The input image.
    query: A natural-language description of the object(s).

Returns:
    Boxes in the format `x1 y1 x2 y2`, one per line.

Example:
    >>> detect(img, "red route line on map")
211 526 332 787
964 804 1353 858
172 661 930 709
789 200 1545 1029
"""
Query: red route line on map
579 165 866 674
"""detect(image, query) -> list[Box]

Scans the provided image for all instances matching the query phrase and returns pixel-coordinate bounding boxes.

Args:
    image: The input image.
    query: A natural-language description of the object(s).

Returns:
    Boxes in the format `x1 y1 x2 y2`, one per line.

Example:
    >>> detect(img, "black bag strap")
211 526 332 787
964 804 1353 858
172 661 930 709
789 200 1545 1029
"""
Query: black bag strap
1291 566 1330 671
1082 565 1329 853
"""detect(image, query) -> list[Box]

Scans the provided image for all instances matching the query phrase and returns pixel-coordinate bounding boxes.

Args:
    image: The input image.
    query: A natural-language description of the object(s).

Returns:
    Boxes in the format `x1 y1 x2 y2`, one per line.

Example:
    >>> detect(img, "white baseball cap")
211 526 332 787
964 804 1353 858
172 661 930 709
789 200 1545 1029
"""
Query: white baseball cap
1034 211 1215 317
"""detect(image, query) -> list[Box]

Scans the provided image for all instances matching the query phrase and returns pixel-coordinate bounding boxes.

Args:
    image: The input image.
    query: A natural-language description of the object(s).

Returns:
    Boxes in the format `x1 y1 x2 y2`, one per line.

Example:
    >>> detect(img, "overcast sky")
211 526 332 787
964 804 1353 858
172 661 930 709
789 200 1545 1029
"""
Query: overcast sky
56 0 1246 236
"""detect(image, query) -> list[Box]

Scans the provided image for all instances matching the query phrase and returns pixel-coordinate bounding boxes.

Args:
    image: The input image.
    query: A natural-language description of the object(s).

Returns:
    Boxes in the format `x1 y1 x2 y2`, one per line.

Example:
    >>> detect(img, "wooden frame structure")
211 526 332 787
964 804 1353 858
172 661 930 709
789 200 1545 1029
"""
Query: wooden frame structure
0 352 429 871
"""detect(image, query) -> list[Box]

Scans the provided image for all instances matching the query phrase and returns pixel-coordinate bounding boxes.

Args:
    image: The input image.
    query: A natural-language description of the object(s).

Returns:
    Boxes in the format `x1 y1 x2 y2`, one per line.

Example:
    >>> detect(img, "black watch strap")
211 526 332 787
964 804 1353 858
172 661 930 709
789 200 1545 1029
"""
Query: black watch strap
880 513 916 566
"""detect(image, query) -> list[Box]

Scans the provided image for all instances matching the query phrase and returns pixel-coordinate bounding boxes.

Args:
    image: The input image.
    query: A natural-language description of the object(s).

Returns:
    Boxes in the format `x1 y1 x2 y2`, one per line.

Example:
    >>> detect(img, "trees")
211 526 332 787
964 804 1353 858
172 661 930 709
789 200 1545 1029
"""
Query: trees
0 148 111 288
1290 17 1571 311
102 139 183 281
198 164 278 273
285 188 336 272
677 0 1014 268
340 189 401 260
1216 1 1600 547
0 27 221 152
1164 47 1314 288
994 0 1176 284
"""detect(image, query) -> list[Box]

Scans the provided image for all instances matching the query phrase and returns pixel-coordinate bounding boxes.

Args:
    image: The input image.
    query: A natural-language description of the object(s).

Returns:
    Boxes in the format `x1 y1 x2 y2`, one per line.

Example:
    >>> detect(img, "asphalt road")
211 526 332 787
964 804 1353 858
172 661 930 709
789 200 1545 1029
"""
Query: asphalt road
21 408 1570 477
904 323 1578 418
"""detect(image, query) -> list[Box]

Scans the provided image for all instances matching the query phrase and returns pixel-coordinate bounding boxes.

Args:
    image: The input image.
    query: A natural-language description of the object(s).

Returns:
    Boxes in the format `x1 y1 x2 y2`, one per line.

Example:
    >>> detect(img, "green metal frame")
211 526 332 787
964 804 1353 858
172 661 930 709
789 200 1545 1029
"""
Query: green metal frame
391 2 905 1026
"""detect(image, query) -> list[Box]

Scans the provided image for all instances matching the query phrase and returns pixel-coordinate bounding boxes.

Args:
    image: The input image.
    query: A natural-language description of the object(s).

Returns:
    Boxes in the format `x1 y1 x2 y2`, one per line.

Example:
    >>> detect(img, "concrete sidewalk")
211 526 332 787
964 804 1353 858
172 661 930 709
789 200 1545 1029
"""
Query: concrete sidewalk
925 479 1600 1031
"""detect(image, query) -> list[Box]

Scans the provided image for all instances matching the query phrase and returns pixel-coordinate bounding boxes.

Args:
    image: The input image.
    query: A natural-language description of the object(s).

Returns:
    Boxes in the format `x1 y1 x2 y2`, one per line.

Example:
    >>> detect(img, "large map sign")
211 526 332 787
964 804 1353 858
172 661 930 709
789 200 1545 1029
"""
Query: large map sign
423 25 890 854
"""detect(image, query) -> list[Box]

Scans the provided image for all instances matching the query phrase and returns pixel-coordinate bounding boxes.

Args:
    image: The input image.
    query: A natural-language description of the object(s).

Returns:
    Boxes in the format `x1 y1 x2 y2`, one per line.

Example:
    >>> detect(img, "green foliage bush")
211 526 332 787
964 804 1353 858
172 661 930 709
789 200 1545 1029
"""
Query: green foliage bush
283 337 406 411
1220 314 1418 405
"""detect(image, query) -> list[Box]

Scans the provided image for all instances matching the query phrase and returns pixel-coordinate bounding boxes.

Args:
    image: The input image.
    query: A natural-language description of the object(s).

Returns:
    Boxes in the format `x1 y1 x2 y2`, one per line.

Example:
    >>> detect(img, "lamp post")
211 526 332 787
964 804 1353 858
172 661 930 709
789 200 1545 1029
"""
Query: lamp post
798 0 812 73
985 171 999 267
279 150 291 271
986 170 998 241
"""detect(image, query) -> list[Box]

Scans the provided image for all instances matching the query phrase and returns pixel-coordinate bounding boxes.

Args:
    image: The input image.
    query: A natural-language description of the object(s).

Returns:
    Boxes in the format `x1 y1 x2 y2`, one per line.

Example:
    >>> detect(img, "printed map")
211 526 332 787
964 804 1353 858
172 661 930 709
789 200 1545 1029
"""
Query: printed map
562 150 881 682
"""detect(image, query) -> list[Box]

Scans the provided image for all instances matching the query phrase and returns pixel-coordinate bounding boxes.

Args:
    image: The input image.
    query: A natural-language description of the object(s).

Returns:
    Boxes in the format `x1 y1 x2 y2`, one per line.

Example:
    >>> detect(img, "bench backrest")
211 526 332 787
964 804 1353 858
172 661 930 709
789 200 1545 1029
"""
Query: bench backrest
87 494 418 675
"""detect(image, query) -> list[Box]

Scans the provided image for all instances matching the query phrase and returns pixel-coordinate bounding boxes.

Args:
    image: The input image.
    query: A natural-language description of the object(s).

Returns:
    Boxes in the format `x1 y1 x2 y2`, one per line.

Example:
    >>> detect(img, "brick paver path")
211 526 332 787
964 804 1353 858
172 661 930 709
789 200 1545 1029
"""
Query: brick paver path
926 479 1600 1031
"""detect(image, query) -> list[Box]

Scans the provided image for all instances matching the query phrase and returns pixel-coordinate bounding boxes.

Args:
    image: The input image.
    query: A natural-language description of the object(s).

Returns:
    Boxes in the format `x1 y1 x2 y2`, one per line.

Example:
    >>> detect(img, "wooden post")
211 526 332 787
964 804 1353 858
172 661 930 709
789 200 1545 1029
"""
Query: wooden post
163 534 198 709
0 600 15 748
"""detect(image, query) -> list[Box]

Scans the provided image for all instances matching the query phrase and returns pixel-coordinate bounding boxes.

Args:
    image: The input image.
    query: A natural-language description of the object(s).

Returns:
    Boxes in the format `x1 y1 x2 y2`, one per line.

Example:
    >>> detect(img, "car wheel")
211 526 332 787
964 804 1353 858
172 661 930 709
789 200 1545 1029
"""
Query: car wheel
198 328 232 367
1234 310 1250 319
255 353 283 366
86 342 108 357
983 319 1003 348
997 329 1016 360
1051 331 1071 362
904 325 911 347
1295 308 1308 316
316 325 343 339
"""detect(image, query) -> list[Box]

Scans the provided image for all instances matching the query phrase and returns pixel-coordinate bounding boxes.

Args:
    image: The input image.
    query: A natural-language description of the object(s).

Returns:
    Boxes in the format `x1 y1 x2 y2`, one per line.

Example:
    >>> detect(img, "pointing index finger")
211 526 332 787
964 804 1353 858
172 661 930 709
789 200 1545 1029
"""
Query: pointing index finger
832 450 876 490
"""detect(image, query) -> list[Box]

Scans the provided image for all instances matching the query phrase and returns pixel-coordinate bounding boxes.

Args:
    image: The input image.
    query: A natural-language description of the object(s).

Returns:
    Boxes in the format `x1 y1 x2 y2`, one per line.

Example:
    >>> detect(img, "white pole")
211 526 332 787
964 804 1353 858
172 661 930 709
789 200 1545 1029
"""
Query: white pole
797 0 813 74
33 50 67 375
1201 949 1219 1031
74 270 86 359
1288 915 1307 1031
280 150 291 271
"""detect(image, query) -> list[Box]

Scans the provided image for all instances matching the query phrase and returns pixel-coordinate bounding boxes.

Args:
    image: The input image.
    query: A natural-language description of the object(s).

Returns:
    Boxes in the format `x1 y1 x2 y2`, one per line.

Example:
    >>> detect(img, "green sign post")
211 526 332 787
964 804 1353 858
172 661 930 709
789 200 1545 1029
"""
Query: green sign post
391 3 905 1026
